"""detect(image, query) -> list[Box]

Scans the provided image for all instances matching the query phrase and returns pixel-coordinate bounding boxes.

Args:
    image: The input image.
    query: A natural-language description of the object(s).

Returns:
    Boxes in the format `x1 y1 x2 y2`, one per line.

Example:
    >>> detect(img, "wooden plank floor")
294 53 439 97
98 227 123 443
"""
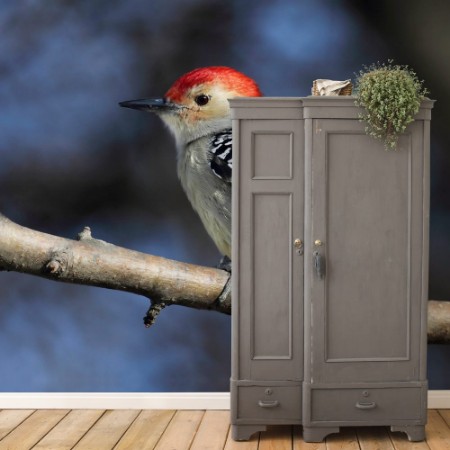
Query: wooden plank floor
0 409 448 450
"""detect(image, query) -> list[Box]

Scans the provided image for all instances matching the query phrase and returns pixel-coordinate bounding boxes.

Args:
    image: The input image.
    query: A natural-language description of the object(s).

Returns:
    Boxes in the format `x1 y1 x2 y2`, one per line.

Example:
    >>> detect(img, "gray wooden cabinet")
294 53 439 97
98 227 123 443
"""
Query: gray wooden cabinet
230 97 433 442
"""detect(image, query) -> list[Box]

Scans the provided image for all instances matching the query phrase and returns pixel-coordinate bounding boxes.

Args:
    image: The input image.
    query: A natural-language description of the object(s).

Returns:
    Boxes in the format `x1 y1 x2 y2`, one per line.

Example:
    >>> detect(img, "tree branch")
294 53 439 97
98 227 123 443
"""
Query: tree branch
428 300 450 344
0 213 449 343
0 213 231 326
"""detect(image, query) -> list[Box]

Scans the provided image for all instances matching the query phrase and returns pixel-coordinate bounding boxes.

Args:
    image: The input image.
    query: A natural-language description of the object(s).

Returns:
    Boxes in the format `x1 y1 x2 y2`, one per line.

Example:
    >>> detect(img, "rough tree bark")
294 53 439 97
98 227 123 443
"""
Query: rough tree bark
428 300 450 344
0 213 448 342
0 213 231 326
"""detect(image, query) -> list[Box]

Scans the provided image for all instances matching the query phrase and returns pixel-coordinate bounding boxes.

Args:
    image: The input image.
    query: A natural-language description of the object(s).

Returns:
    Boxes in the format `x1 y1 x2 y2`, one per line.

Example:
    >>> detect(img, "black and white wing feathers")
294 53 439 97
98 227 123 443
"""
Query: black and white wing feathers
209 129 232 183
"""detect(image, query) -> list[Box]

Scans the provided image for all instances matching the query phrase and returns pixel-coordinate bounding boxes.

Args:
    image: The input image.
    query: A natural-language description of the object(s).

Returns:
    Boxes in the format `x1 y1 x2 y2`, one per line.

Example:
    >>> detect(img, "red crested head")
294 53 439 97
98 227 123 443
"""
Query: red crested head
119 66 262 143
165 66 262 102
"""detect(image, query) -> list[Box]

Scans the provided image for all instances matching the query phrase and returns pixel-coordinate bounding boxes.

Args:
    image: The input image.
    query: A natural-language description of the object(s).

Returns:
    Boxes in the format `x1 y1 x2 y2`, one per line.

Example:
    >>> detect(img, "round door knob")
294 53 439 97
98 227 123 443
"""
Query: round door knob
314 239 323 246
294 239 303 248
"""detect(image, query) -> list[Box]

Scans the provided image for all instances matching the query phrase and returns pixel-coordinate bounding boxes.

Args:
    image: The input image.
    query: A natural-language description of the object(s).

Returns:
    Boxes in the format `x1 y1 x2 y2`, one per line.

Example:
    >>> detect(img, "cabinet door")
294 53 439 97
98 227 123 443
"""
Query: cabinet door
307 119 425 383
235 119 304 381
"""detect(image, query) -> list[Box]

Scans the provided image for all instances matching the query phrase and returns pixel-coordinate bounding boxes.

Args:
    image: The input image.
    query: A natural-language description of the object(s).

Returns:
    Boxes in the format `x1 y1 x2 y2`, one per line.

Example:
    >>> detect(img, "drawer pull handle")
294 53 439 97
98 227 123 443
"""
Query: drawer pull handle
258 400 279 408
355 401 377 410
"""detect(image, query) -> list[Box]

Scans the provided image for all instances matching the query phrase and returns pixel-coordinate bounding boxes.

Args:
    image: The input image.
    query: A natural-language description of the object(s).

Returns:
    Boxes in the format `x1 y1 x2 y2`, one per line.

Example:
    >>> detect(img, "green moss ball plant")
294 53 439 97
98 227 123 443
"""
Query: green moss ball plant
354 61 428 150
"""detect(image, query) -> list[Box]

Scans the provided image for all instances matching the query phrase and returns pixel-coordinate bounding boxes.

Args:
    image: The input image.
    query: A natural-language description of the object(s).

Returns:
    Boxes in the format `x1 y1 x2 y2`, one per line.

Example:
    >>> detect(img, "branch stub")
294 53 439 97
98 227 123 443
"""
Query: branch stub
77 226 92 241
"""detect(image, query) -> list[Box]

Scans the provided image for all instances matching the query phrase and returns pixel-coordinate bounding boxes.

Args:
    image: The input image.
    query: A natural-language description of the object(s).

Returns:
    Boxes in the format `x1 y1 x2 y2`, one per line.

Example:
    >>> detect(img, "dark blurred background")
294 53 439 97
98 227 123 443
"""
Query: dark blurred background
0 0 448 392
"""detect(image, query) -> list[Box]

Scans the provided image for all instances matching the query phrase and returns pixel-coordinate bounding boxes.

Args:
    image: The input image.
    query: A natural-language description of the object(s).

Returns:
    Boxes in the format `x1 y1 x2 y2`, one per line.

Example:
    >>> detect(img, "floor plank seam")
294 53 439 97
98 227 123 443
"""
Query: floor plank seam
437 409 450 428
29 409 72 450
0 409 37 444
17 409 71 450
68 409 108 450
187 410 206 450
151 409 182 450
155 410 178 450
41 410 72 449
110 409 143 450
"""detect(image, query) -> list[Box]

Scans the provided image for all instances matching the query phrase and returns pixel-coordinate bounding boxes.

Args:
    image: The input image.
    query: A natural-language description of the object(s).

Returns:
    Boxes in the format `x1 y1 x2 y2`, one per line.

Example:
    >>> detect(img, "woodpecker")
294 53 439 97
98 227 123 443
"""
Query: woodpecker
120 67 262 268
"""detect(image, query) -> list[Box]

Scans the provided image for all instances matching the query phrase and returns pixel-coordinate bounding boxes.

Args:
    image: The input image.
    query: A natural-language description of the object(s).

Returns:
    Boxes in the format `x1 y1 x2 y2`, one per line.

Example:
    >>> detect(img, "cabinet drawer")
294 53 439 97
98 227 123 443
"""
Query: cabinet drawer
236 385 301 422
310 387 424 423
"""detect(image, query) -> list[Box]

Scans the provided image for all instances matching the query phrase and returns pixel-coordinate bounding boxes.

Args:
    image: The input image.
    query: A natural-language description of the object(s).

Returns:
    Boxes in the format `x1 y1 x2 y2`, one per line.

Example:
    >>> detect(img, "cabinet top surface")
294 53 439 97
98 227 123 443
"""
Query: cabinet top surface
229 97 434 120
229 96 434 108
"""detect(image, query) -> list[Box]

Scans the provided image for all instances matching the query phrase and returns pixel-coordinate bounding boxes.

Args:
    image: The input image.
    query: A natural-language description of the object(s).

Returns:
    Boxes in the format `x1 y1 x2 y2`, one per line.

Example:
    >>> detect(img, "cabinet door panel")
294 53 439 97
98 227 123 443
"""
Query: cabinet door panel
308 119 424 383
252 193 292 359
236 120 304 381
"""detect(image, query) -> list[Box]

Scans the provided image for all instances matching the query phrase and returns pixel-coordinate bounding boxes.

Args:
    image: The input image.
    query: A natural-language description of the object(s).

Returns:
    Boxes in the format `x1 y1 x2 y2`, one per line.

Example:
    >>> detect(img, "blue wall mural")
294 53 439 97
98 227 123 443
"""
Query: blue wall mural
0 0 449 391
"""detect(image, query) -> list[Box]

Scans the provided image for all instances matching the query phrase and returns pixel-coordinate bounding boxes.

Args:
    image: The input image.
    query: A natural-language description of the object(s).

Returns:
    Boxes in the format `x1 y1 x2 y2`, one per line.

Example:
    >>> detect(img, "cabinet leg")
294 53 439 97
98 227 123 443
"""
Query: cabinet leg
302 426 340 442
231 424 266 441
390 425 426 442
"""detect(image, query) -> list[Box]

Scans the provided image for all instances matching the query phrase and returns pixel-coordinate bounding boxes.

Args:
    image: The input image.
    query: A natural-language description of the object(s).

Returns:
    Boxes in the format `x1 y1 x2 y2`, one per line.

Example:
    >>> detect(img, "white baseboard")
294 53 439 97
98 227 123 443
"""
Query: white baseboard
0 393 230 410
428 390 450 409
0 391 447 410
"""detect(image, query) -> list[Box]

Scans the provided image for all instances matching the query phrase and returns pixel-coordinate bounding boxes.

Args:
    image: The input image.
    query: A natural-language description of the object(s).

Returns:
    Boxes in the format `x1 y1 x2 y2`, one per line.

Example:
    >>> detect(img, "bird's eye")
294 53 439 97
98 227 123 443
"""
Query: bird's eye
195 94 210 106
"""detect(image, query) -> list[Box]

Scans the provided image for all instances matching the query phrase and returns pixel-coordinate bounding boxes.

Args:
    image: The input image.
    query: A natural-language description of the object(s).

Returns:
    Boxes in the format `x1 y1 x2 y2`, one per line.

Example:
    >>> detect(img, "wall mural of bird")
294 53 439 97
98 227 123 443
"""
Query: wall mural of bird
120 67 262 271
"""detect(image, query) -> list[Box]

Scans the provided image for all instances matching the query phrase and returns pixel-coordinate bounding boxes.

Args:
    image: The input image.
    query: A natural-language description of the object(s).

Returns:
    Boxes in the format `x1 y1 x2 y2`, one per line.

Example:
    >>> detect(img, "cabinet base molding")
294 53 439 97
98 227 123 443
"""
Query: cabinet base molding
231 423 426 443
391 425 426 442
302 426 340 442
231 424 267 441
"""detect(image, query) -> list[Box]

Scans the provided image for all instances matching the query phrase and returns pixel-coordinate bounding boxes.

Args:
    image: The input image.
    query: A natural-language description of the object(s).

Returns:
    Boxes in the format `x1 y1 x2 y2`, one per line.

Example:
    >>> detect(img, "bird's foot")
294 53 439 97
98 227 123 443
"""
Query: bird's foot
217 255 232 273
215 274 231 311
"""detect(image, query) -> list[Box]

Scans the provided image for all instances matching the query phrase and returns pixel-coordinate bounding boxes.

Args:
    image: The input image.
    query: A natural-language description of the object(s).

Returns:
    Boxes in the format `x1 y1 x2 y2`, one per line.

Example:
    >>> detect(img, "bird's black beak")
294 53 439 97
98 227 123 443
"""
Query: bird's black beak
119 98 179 113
